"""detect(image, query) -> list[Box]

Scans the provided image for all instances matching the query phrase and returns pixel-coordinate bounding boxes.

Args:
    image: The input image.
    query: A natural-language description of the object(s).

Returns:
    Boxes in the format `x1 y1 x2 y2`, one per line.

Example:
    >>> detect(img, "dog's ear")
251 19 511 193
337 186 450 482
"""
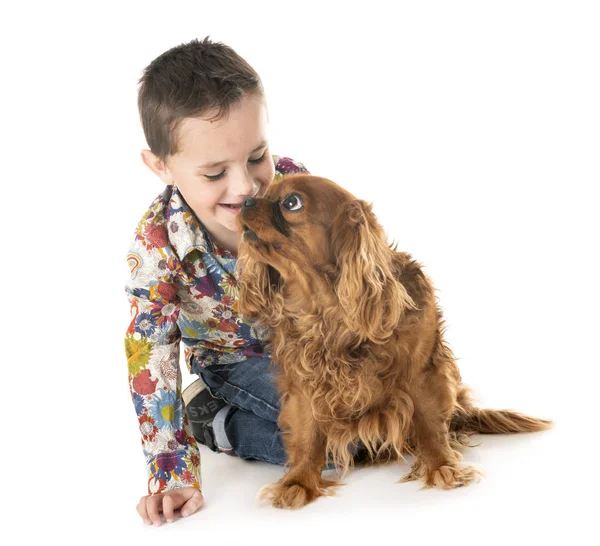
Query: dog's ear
329 200 416 344
236 248 282 324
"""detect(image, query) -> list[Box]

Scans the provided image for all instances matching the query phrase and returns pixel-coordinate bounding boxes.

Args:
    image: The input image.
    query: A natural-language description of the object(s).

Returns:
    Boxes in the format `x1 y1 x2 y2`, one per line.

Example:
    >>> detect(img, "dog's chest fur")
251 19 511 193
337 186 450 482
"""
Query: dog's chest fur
270 315 396 421
265 252 434 423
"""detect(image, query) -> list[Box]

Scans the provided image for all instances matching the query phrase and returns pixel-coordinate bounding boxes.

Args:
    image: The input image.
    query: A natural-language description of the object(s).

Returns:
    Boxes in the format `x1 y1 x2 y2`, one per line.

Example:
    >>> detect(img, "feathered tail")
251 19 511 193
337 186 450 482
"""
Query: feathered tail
450 386 553 436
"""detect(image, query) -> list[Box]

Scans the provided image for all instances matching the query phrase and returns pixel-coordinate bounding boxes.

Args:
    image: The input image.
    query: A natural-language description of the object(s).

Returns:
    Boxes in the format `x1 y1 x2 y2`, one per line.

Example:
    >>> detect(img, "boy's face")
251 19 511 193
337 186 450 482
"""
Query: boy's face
143 93 275 252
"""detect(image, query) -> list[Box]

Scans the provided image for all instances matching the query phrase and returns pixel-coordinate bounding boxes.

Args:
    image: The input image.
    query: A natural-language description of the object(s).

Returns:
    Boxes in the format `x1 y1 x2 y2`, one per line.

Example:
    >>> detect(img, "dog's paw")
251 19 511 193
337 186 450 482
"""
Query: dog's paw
257 478 340 509
423 464 482 490
399 458 426 483
399 468 419 483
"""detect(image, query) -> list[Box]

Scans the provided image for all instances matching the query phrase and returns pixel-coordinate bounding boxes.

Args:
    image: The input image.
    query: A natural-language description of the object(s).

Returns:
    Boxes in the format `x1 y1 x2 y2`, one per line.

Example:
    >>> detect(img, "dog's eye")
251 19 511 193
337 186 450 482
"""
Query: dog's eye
281 193 303 211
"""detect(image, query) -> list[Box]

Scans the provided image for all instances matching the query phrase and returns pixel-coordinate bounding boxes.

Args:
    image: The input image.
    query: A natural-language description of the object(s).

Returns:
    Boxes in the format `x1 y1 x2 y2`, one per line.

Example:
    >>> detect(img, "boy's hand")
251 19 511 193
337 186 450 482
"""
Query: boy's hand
137 487 204 526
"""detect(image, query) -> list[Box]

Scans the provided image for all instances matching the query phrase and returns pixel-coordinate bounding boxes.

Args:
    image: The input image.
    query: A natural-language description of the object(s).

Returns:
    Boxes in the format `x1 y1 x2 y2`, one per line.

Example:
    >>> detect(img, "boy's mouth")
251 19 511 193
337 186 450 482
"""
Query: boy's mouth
219 203 243 212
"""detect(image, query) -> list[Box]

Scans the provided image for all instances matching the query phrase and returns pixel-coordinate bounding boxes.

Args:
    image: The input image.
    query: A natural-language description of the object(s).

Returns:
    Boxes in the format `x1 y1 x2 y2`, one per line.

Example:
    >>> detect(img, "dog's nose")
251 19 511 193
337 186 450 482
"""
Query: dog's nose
243 197 257 209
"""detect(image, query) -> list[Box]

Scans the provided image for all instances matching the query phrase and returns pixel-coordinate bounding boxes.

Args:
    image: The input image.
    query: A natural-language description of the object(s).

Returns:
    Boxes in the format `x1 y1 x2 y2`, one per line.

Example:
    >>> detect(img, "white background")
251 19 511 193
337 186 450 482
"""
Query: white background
3 1 598 544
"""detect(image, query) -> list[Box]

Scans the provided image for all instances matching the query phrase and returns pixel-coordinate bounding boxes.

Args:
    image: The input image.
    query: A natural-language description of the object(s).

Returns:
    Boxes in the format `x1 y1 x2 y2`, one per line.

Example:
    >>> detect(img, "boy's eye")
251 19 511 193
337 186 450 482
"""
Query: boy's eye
205 171 225 181
203 151 267 181
249 151 267 164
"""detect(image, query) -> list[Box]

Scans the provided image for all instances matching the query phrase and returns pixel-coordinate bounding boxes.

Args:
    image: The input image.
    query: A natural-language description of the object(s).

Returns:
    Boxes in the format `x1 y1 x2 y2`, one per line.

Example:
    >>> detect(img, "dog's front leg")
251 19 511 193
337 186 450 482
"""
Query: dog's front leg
258 391 340 509
402 399 481 489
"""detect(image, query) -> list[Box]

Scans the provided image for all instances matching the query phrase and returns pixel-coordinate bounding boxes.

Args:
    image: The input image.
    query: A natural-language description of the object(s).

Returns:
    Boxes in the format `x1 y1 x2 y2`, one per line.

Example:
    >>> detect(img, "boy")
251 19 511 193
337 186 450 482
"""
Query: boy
125 37 308 526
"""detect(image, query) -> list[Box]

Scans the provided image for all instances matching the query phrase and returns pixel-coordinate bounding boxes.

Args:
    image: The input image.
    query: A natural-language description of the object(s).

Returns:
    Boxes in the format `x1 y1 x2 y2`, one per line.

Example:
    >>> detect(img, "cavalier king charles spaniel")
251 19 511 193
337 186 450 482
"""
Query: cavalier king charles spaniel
237 174 552 509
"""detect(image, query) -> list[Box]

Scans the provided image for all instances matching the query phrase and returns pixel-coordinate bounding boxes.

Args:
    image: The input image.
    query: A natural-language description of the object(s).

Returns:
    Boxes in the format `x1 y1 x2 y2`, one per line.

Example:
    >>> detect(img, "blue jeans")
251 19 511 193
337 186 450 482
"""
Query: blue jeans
193 355 287 465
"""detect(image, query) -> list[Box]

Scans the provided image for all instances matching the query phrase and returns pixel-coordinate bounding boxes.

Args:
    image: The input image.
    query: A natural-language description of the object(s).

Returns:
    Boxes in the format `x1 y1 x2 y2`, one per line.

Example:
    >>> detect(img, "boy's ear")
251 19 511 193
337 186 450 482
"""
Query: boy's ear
141 149 173 185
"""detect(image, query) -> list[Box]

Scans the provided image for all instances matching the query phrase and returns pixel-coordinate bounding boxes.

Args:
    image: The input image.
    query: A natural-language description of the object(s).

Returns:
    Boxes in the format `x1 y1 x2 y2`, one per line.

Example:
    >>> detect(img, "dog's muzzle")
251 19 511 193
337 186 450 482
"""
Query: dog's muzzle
241 197 259 240
242 224 259 241
242 197 257 209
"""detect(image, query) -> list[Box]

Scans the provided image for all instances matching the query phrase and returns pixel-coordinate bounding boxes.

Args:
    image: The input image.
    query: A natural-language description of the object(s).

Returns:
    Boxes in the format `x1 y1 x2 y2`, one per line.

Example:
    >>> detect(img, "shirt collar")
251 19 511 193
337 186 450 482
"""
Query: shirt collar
165 185 215 259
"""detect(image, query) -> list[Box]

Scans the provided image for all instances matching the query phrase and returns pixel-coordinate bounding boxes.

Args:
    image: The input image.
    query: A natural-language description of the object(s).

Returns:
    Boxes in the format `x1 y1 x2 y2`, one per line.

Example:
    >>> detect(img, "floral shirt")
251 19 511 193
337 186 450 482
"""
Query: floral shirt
124 155 308 495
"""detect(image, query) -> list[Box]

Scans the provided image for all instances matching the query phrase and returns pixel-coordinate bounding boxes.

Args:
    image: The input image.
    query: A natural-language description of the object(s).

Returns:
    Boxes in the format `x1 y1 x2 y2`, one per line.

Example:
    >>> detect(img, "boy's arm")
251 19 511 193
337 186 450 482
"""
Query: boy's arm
124 213 201 496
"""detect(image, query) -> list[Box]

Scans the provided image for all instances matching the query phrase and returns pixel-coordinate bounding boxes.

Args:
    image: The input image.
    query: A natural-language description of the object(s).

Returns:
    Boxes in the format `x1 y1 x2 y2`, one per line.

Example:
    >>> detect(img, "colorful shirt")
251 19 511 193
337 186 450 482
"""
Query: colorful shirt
124 155 309 495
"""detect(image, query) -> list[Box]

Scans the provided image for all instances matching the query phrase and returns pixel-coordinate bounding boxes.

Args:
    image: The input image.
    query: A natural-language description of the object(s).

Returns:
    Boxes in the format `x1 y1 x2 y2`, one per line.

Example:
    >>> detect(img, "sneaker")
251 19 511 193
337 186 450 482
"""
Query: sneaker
182 378 228 452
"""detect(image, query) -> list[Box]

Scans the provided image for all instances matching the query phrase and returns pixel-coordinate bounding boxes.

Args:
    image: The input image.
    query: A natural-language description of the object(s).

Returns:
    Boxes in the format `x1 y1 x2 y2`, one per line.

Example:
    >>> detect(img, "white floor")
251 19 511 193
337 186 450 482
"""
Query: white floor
65 407 593 544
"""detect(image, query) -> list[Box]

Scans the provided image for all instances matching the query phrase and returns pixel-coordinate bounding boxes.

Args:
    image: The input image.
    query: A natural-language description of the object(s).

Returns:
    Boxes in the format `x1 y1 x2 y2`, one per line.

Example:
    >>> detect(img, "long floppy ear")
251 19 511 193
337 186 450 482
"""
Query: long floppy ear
330 200 416 344
236 247 281 324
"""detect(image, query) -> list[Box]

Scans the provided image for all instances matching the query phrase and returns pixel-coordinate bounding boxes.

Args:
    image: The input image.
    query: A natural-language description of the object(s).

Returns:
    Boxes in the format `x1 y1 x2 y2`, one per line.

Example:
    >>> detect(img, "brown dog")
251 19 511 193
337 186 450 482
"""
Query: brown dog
237 174 552 509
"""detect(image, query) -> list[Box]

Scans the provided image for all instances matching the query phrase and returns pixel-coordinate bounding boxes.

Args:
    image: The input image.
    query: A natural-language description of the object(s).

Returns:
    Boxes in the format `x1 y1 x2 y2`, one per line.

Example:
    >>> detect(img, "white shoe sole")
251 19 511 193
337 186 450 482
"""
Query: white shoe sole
182 378 207 406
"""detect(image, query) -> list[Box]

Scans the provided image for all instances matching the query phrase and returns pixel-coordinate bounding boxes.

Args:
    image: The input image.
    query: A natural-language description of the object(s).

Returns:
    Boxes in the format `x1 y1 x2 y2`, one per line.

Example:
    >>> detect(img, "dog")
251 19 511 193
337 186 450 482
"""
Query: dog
236 174 552 509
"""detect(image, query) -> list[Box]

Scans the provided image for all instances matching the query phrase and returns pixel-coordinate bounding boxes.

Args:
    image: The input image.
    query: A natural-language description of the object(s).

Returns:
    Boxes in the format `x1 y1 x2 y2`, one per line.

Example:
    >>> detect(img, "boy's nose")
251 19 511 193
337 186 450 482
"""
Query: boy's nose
243 197 257 209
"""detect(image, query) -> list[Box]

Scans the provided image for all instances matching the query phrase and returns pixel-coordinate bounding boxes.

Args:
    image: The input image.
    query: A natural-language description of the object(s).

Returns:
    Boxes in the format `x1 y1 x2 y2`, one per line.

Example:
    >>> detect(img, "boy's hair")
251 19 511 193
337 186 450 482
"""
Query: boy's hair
138 37 263 163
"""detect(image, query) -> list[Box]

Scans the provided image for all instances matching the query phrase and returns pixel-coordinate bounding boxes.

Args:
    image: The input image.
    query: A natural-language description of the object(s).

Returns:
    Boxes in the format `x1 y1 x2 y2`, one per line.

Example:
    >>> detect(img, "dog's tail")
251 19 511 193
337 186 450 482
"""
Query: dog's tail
450 386 553 435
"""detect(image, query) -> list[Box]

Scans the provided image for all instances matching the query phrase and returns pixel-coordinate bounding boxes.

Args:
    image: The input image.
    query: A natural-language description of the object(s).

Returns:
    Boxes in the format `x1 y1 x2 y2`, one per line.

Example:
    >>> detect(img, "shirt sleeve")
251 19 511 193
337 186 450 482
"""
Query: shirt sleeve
124 219 201 496
274 156 310 176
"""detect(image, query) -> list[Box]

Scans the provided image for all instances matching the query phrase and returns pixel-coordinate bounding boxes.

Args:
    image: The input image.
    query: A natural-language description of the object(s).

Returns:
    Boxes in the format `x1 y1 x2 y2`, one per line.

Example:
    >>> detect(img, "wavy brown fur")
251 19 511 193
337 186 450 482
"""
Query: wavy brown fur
237 174 553 509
